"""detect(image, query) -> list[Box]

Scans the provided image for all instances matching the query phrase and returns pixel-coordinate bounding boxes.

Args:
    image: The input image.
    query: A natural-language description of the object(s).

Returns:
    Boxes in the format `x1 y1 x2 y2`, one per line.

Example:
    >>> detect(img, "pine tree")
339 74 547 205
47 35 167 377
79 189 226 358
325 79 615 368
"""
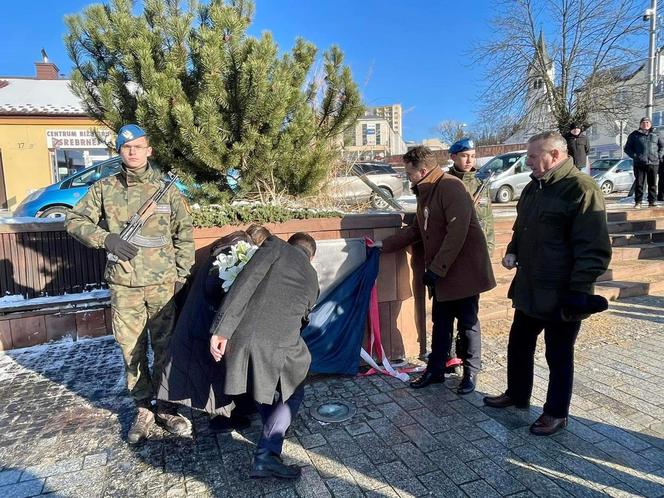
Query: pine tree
65 0 363 202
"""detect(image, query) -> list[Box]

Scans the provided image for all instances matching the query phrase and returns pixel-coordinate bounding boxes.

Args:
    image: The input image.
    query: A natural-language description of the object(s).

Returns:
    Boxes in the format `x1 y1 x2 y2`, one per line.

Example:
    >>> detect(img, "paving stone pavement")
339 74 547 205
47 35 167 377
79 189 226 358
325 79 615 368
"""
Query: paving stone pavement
0 293 663 497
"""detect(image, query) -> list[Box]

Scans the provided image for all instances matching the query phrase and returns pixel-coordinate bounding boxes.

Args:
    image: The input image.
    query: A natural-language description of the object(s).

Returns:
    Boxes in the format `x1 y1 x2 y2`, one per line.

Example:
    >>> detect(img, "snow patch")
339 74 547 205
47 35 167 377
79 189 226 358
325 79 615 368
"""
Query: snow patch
0 289 110 311
0 216 62 224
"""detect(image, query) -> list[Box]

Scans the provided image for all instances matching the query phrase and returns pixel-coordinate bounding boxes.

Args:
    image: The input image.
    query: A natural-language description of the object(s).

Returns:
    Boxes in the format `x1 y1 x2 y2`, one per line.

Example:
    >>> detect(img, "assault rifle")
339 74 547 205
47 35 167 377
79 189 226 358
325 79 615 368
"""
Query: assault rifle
108 172 179 273
473 171 496 206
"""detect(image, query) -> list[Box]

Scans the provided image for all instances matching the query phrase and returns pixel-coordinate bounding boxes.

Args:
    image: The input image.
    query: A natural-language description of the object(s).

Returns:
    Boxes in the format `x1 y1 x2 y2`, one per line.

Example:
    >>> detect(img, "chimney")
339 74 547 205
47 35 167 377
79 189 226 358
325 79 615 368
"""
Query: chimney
35 49 59 80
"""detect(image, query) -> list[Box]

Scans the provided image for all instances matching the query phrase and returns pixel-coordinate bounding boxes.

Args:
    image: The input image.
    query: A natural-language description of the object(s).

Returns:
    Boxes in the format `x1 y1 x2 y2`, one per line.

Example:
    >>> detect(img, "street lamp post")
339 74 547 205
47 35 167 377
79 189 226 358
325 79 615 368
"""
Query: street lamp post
645 0 658 120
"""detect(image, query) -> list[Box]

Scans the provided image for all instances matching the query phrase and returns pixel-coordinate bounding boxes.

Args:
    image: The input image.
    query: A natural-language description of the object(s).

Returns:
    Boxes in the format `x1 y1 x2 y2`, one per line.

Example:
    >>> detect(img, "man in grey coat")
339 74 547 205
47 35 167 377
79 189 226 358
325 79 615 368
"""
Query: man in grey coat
209 233 319 480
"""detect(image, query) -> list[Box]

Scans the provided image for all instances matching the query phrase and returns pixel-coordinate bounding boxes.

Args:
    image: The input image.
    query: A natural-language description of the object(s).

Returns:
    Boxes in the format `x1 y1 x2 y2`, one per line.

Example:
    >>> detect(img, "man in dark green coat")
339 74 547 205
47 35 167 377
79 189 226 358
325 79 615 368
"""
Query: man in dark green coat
484 131 611 436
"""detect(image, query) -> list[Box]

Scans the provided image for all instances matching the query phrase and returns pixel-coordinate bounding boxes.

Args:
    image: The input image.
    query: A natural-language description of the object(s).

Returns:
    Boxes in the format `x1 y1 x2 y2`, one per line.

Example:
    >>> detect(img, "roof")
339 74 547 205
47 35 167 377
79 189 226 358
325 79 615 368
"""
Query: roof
596 61 644 82
0 78 86 116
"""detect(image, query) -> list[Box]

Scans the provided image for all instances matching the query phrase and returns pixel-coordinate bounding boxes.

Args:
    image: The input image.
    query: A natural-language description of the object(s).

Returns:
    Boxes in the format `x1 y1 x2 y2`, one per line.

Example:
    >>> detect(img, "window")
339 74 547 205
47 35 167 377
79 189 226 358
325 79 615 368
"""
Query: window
375 123 381 145
616 160 633 172
344 127 356 147
99 160 121 178
69 167 101 188
652 111 664 127
362 124 368 146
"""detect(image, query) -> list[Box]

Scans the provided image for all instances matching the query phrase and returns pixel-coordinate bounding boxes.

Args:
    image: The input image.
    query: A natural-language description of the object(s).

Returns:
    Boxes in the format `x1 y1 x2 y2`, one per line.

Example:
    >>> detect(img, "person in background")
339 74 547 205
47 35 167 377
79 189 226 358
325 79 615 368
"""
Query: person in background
624 117 664 208
445 138 495 380
564 123 590 171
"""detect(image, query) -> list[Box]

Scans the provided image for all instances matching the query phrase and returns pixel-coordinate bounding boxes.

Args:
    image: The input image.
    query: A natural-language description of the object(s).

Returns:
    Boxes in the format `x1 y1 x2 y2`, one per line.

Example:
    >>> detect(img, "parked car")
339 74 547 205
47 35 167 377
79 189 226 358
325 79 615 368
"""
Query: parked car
476 151 529 203
13 156 189 218
590 158 634 194
329 162 405 209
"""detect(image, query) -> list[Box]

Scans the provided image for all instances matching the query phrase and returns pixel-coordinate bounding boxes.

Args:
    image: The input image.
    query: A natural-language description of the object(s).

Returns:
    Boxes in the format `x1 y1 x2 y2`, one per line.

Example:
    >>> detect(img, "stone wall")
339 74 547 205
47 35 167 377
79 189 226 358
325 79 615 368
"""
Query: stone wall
0 213 421 359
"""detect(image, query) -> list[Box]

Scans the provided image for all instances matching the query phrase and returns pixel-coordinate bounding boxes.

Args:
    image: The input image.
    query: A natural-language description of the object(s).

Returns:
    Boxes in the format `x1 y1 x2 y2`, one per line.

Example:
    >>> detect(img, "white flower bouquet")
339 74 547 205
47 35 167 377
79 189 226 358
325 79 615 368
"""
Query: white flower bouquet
212 240 259 292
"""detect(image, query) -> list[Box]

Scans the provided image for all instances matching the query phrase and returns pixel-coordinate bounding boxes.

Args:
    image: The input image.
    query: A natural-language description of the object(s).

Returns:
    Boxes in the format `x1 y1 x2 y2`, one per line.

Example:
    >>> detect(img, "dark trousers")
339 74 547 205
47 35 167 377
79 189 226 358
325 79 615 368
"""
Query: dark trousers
634 163 658 204
428 295 481 375
255 383 305 455
659 163 664 201
506 310 581 418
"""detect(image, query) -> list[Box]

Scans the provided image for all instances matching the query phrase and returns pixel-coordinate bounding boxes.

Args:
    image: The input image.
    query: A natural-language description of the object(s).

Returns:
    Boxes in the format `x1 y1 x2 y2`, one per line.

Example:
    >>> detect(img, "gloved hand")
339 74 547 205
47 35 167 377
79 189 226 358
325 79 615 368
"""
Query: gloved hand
422 269 440 288
562 291 588 309
104 234 138 262
560 291 608 321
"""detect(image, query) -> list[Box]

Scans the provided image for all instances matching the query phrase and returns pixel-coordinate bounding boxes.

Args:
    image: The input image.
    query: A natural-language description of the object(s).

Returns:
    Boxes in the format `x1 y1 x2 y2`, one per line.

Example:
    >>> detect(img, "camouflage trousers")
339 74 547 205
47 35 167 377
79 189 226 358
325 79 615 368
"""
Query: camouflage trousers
109 283 176 404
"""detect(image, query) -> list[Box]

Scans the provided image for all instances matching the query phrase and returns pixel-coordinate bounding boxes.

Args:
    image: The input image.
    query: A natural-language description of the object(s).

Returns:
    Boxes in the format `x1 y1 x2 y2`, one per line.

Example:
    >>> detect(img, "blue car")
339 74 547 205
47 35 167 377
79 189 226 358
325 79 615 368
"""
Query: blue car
13 157 192 218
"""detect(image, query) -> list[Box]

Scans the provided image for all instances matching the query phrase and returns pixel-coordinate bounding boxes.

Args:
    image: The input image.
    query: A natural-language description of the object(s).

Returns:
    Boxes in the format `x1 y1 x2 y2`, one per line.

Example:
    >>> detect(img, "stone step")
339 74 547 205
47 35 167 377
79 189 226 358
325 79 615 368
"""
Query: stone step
490 256 664 281
487 258 664 297
597 258 664 282
493 228 664 251
608 218 664 233
606 207 664 222
494 213 664 238
479 275 664 320
596 276 664 300
609 229 664 246
611 242 664 261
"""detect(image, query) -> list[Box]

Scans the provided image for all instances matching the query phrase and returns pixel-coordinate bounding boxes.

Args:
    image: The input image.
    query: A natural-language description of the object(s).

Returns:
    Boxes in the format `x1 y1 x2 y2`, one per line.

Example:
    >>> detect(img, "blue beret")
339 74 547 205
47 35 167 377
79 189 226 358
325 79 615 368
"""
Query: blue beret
116 124 146 152
449 138 475 154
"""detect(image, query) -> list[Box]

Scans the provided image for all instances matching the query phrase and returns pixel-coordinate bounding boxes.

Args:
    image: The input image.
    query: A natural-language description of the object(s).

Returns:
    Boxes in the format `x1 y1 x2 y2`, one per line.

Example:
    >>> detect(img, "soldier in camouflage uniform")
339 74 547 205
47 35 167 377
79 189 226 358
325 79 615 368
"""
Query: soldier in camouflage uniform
65 124 195 444
447 138 495 254
440 138 495 393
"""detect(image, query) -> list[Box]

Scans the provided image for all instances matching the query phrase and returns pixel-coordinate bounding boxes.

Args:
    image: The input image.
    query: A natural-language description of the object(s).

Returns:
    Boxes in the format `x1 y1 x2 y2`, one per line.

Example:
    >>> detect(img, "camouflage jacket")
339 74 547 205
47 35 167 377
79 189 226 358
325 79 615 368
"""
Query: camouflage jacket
65 163 195 287
447 166 495 253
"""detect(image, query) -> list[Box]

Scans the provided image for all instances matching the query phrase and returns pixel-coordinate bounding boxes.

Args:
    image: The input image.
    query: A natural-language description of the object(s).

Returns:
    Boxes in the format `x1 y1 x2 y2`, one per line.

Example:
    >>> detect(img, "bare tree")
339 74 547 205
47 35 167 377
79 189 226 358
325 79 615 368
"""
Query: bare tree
476 0 647 134
435 119 467 145
470 115 522 145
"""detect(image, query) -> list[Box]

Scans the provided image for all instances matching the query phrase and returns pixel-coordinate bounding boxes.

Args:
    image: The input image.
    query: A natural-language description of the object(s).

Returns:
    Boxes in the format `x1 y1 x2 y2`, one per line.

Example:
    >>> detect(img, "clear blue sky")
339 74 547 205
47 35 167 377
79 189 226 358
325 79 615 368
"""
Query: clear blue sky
0 0 492 142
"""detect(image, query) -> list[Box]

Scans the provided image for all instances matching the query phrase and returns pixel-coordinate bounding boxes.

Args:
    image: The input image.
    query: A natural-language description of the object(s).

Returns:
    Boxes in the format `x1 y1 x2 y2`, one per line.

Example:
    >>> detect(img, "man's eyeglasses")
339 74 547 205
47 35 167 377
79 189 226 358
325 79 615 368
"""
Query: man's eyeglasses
120 145 150 152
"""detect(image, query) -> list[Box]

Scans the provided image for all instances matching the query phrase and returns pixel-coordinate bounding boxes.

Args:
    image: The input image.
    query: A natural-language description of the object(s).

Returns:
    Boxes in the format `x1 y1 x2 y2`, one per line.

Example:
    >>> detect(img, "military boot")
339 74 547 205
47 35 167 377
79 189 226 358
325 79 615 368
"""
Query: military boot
127 404 155 444
155 401 189 436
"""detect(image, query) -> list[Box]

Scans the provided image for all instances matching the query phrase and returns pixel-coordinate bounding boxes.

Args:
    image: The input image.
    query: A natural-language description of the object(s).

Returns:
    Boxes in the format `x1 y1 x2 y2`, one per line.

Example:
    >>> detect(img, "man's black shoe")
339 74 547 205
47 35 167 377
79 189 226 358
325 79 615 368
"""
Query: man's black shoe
457 371 476 395
483 392 529 409
209 414 252 433
409 371 444 389
250 449 301 480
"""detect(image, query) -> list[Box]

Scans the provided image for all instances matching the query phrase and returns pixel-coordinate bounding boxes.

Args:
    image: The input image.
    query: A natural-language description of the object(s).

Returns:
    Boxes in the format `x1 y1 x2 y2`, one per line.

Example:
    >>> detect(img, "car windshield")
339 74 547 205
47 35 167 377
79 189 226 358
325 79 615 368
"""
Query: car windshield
479 153 523 175
70 167 100 187
590 159 619 171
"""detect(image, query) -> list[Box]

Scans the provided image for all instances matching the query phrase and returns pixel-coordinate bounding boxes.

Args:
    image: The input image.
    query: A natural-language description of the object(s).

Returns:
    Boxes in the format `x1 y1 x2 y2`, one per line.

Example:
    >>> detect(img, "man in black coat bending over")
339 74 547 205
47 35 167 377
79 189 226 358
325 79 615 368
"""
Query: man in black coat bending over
209 233 319 480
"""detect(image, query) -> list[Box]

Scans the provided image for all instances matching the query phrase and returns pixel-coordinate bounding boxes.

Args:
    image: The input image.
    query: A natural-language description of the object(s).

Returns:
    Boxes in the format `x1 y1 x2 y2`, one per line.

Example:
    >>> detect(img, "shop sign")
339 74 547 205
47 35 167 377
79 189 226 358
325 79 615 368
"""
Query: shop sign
46 129 113 149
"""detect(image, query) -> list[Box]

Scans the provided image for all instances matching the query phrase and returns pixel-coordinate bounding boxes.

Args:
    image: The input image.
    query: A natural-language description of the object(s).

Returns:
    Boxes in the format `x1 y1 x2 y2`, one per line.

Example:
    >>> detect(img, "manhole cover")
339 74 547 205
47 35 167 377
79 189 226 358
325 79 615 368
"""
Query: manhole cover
310 400 356 423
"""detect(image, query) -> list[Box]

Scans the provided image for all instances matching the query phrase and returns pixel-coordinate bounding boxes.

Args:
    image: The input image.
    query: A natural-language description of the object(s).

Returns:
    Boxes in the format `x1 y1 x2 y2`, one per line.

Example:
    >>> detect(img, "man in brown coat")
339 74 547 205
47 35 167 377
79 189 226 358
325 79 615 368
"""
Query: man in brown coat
377 146 496 393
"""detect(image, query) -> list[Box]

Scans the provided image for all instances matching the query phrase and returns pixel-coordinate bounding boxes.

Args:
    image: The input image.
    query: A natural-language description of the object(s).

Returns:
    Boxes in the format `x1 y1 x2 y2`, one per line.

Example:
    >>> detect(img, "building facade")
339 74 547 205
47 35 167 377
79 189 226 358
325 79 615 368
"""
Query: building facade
343 104 407 160
0 59 112 211
370 104 403 139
